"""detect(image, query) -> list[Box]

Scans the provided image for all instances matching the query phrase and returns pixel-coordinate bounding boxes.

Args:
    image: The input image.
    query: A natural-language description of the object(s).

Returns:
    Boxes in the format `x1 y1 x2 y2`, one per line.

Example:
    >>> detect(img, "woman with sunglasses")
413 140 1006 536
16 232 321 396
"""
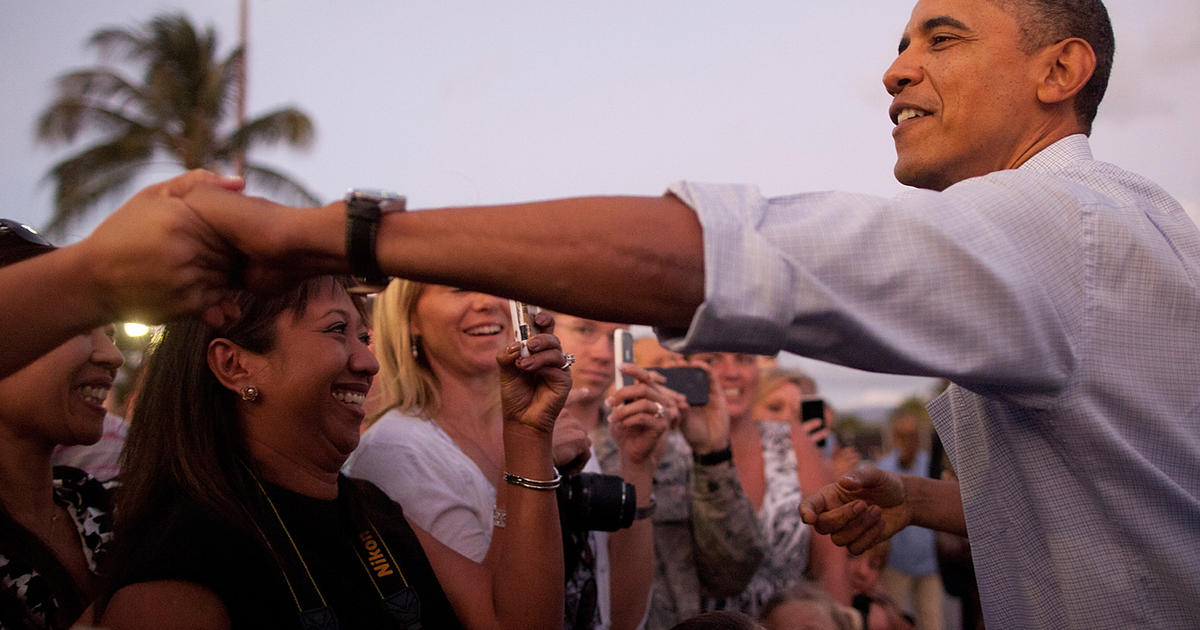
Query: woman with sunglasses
0 222 123 630
97 275 567 629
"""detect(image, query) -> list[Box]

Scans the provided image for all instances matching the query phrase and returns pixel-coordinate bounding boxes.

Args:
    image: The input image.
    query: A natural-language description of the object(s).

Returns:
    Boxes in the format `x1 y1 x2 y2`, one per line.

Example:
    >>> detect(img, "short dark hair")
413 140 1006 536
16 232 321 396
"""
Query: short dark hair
992 0 1115 132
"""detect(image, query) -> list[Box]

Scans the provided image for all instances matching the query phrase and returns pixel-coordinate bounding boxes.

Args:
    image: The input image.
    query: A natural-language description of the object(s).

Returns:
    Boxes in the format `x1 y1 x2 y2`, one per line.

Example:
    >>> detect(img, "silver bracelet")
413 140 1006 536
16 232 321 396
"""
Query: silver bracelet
503 470 563 491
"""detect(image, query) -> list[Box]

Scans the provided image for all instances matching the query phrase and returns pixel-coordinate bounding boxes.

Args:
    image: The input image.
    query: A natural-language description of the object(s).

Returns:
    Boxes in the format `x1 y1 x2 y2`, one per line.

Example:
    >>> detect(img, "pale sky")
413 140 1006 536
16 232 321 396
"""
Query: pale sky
2 1 1197 414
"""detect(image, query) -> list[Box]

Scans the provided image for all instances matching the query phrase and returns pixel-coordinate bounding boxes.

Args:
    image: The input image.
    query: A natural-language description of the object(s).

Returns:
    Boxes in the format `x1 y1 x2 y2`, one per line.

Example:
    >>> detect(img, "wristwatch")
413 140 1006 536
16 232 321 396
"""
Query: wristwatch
344 188 405 292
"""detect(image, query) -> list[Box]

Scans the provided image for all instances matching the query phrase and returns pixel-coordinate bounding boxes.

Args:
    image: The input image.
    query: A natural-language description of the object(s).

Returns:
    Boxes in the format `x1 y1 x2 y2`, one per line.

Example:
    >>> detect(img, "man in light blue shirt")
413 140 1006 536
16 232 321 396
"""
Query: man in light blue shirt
875 411 941 630
181 0 1199 627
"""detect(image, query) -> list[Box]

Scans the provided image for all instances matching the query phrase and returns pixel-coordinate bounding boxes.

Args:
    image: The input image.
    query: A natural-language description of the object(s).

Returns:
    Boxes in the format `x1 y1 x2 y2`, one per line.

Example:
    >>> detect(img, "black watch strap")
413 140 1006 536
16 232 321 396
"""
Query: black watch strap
693 445 733 466
633 495 657 521
345 189 404 291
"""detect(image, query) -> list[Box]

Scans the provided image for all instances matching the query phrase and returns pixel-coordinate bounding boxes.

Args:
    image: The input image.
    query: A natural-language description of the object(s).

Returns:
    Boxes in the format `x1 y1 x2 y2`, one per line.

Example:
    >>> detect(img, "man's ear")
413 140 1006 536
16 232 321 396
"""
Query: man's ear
207 337 259 394
1035 37 1097 106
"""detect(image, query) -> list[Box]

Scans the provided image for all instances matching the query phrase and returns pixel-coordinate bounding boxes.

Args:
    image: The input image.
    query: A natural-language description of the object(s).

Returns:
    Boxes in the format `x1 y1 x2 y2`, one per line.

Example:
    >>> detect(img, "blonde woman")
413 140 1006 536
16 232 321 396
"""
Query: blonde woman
347 280 667 629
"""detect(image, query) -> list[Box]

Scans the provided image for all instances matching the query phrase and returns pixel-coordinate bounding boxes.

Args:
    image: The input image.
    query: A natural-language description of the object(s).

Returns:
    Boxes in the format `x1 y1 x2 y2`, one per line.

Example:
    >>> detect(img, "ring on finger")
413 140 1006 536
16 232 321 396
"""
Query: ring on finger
560 353 575 371
653 401 665 418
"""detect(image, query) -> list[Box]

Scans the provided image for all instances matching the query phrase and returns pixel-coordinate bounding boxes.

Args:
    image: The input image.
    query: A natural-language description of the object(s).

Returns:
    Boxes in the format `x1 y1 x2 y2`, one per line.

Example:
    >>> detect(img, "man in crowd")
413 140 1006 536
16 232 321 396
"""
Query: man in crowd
874 411 942 630
54 1 1197 626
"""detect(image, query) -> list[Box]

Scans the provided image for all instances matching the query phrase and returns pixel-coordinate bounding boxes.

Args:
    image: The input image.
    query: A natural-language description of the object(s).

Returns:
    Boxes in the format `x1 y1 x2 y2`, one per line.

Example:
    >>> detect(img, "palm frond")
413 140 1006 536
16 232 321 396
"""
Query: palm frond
220 108 315 157
87 25 145 60
243 163 322 206
36 11 320 229
36 100 152 144
53 68 145 104
41 135 158 234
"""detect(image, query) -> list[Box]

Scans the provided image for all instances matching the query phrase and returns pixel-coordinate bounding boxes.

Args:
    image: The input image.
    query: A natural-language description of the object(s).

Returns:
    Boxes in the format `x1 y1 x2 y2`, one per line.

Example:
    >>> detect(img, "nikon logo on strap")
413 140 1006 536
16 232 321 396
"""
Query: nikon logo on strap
360 529 395 577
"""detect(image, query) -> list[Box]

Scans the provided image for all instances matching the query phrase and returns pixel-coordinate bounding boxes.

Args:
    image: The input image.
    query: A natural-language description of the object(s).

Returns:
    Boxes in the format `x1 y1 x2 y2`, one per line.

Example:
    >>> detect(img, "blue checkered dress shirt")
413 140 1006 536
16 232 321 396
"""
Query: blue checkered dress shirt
659 135 1200 629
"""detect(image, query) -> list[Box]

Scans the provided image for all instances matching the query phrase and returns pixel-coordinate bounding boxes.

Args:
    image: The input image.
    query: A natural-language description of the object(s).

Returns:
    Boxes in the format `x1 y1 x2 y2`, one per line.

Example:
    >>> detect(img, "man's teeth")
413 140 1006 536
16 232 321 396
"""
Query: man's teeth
333 390 366 406
76 386 110 404
724 388 740 399
896 108 928 123
465 324 502 336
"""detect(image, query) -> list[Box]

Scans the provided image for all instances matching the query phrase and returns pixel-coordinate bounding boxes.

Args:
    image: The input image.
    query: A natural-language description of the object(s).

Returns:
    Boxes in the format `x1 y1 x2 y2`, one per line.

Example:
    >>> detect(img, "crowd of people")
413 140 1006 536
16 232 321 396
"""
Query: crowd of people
3 0 1198 628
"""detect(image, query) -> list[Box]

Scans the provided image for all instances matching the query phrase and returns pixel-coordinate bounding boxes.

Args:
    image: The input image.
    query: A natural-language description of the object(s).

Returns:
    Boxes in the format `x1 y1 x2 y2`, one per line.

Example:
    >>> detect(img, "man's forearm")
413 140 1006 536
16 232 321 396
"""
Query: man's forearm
902 475 967 536
370 195 705 328
188 186 707 328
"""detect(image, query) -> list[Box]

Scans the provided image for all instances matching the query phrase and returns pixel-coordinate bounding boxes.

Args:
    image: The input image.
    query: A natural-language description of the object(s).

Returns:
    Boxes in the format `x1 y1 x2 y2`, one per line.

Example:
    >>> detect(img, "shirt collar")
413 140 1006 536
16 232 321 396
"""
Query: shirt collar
1018 134 1093 174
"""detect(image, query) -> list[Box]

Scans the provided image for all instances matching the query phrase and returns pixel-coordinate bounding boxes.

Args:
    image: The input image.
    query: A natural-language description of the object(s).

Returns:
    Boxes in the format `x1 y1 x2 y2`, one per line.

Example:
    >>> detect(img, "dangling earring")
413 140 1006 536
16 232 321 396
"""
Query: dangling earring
241 386 260 402
411 336 421 361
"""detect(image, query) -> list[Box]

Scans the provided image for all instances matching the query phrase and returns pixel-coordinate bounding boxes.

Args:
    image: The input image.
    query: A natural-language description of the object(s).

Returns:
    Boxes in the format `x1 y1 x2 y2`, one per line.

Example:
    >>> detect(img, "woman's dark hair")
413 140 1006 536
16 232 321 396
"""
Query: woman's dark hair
110 275 365 576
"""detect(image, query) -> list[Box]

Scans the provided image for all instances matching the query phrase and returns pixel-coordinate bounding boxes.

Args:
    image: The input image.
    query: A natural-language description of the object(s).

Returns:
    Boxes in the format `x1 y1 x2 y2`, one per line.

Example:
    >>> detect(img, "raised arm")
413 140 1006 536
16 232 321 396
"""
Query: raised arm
679 360 765 596
604 364 673 629
1 171 244 378
181 187 706 328
417 317 569 629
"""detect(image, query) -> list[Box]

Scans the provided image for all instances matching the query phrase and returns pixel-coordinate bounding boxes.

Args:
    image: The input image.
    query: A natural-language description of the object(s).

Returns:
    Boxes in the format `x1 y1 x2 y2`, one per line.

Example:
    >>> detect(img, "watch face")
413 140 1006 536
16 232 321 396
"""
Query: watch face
346 188 404 204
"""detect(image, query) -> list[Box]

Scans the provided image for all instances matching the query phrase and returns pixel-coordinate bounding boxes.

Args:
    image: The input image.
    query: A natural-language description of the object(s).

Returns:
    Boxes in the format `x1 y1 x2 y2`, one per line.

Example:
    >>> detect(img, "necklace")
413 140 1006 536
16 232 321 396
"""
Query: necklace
435 418 503 481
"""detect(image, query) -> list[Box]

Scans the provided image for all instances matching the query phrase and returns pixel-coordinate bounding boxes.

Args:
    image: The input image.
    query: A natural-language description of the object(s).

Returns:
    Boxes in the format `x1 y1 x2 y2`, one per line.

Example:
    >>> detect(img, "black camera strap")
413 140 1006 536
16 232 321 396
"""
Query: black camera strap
344 484 423 629
244 466 423 629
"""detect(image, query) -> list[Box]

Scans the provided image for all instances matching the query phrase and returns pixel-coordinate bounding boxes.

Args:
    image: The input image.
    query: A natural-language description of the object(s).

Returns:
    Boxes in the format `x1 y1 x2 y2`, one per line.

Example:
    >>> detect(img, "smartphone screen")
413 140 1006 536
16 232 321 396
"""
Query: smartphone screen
613 329 635 388
508 300 532 356
802 398 827 448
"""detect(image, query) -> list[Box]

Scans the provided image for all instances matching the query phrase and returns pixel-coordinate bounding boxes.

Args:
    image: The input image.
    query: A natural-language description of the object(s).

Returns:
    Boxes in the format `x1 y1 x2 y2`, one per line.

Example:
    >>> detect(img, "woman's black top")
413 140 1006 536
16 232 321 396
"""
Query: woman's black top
112 475 461 630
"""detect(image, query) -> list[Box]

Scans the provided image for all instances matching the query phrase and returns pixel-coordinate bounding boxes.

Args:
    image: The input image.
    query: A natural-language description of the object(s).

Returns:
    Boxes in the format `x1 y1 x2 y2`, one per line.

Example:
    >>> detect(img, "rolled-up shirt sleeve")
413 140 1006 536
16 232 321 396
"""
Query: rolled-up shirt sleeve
657 176 1082 406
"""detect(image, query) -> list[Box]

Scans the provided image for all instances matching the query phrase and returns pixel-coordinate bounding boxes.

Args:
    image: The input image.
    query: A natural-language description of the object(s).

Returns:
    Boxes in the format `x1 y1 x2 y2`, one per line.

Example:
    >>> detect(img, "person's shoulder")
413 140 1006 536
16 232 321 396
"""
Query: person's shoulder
360 409 440 444
342 476 411 527
110 495 274 614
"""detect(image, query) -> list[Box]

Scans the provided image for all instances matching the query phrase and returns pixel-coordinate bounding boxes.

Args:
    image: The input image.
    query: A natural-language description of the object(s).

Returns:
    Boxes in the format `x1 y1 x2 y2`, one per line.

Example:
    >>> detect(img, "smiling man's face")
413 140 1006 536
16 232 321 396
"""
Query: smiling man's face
884 0 1043 190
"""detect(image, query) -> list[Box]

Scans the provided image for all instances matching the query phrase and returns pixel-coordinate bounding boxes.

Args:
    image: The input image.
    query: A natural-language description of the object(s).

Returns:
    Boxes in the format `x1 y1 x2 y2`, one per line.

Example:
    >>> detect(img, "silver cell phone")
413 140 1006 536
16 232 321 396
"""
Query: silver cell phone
509 300 533 357
613 329 635 388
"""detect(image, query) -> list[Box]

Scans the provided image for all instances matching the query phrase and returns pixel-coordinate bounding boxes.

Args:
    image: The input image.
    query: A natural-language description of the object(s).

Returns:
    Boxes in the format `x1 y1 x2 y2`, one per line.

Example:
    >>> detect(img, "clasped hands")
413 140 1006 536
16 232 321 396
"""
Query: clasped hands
85 169 351 329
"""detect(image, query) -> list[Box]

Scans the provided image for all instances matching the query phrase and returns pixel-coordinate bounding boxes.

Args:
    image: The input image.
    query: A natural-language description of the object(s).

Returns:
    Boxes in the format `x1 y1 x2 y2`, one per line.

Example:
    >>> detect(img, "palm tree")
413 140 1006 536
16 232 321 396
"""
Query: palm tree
36 13 319 234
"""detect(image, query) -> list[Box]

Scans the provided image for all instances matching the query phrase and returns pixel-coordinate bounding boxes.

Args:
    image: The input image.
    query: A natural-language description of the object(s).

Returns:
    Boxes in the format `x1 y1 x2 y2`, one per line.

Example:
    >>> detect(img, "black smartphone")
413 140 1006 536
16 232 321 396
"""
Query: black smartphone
801 398 827 448
648 366 710 406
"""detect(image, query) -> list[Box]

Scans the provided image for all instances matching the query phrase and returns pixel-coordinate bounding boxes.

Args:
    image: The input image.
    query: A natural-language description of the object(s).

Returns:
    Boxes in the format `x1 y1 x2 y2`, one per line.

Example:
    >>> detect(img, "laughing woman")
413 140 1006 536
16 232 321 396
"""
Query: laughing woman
0 222 122 630
97 275 567 629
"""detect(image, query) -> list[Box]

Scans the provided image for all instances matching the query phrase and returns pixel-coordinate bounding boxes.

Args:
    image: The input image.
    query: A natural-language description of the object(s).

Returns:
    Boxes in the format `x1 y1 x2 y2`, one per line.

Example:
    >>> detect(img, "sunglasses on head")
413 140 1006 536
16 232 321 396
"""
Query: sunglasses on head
0 219 53 248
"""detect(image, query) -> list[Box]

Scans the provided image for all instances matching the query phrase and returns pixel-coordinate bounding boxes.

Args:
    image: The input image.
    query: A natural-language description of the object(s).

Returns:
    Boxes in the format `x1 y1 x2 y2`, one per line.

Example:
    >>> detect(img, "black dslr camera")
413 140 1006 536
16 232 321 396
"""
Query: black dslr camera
556 472 636 532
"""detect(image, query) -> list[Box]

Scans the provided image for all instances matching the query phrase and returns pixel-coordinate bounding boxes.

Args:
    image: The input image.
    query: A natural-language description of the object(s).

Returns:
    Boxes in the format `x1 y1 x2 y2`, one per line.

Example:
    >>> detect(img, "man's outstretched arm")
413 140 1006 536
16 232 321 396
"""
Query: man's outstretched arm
183 188 706 329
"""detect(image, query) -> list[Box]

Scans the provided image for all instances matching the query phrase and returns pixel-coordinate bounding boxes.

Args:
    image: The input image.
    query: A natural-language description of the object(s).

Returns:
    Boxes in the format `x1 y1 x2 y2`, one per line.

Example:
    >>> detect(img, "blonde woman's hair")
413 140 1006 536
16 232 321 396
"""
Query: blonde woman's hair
760 581 860 630
755 368 817 408
371 278 441 423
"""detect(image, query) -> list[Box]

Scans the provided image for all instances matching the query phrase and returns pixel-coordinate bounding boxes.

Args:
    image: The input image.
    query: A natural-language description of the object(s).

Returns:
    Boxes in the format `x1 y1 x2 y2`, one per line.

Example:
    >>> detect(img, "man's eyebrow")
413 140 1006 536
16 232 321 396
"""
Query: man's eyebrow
922 15 971 33
898 15 972 54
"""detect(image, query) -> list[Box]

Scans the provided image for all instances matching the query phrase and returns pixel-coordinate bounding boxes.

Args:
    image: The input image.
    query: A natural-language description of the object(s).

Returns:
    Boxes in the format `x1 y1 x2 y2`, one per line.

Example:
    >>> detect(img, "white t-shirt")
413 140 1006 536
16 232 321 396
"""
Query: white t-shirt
345 409 612 628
